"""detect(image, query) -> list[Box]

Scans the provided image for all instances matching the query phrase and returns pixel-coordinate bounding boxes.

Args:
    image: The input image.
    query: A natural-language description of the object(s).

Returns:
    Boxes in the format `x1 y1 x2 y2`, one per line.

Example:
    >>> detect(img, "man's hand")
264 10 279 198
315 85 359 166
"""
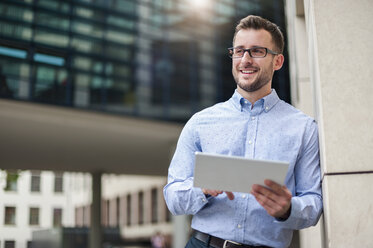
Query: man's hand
202 189 235 200
250 179 292 219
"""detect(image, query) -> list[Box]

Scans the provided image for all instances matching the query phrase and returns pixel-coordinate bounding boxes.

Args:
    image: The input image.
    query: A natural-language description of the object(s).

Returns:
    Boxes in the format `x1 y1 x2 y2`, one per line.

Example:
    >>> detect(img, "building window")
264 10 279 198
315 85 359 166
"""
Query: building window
4 170 19 191
104 199 110 227
30 171 41 192
75 206 87 227
4 206 16 225
29 207 40 225
82 206 87 227
138 191 144 225
27 241 33 248
126 194 131 226
53 208 63 227
54 172 63 192
84 205 90 227
75 207 80 226
116 197 120 227
151 188 158 223
4 241 15 248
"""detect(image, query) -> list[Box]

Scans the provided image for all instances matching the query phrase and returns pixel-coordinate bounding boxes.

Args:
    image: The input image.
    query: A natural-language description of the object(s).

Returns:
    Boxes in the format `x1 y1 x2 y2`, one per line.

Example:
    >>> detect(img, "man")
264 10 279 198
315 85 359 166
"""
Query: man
163 15 322 248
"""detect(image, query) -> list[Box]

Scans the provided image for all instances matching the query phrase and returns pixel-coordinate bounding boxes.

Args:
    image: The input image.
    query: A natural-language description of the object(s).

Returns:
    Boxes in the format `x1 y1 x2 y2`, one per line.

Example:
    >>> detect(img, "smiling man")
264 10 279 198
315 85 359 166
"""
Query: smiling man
231 28 283 102
164 15 323 248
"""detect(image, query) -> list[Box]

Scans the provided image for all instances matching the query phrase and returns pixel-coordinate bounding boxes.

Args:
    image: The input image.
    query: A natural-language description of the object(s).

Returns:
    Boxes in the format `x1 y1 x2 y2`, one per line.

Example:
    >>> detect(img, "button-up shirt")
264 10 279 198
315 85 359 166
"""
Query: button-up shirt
163 89 323 248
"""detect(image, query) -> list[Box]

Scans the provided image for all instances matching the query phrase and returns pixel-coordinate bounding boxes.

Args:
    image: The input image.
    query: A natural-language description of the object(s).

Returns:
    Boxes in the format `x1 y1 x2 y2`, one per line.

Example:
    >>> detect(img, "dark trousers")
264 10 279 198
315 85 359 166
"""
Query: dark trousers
185 236 212 248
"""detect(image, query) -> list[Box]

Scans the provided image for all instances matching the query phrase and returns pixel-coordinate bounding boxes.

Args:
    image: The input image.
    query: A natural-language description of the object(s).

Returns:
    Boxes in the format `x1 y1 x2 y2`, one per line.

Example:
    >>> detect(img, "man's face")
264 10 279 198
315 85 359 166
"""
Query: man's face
232 28 281 94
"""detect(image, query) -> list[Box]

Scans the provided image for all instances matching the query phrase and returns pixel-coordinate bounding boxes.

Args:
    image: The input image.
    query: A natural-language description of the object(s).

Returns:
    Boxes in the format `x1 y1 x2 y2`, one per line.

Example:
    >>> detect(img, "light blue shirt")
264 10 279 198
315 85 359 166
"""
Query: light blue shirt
163 89 323 248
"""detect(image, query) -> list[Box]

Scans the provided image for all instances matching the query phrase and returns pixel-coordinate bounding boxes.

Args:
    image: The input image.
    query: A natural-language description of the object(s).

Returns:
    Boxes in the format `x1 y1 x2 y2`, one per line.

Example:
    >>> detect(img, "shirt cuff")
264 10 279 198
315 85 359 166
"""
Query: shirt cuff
275 204 292 222
273 197 301 228
199 188 211 202
190 188 210 214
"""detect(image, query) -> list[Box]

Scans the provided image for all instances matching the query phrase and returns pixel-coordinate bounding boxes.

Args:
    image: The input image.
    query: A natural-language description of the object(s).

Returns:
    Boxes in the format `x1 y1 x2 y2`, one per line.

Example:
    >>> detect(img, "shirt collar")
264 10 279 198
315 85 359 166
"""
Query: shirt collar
231 89 280 112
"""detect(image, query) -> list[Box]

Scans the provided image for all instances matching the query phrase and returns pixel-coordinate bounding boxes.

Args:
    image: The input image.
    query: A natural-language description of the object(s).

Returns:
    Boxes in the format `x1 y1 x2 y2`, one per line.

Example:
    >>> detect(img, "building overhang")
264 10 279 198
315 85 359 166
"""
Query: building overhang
0 99 183 176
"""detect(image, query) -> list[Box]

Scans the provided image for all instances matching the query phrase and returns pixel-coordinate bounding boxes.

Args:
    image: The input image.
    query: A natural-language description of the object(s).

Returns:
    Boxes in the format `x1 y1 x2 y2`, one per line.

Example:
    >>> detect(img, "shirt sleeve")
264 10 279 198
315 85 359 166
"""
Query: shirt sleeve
275 119 323 229
163 115 209 215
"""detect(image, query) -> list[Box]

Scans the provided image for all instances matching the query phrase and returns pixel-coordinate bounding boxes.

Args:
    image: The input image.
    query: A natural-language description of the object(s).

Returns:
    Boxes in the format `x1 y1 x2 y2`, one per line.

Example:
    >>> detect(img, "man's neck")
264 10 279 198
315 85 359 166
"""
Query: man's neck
236 85 272 106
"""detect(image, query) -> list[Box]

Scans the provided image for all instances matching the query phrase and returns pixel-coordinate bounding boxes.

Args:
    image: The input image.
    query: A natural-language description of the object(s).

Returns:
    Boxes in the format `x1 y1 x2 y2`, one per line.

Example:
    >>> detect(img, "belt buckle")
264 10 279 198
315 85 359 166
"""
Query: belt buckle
223 239 242 248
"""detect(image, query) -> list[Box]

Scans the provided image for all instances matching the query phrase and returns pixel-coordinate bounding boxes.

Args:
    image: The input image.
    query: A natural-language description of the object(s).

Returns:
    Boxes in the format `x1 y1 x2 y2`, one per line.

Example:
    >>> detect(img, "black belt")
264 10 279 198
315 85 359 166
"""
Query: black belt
193 230 271 248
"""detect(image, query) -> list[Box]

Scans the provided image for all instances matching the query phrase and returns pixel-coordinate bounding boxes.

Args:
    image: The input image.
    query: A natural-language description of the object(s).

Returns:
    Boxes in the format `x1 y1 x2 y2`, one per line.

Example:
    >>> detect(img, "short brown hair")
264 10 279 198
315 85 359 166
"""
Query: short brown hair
233 15 284 54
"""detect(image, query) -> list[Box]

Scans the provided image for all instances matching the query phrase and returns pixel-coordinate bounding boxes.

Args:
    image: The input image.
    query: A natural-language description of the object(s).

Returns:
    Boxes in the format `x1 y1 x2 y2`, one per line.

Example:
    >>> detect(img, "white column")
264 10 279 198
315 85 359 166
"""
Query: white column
305 0 373 247
172 215 190 248
89 172 102 248
285 0 324 247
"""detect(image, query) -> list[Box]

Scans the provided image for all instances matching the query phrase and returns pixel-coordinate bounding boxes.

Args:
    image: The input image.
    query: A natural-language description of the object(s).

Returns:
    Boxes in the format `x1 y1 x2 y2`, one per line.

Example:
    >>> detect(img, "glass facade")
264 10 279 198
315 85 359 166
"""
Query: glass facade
0 0 289 122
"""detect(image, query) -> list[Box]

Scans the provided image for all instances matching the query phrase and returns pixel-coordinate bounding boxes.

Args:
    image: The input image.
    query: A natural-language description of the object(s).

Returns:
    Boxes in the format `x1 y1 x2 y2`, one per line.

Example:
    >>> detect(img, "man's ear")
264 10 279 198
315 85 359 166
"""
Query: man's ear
273 54 284 71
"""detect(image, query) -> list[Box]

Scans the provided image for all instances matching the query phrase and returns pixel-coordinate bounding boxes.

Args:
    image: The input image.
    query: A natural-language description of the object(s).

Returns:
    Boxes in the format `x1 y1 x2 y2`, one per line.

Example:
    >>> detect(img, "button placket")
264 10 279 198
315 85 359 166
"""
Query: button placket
234 187 248 242
246 114 257 158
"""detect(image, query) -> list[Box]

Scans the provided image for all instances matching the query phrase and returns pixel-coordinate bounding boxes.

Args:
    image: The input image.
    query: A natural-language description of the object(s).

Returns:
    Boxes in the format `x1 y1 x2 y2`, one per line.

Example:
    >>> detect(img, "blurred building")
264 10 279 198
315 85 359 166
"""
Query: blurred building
0 170 76 248
0 0 289 122
73 174 173 246
0 170 171 248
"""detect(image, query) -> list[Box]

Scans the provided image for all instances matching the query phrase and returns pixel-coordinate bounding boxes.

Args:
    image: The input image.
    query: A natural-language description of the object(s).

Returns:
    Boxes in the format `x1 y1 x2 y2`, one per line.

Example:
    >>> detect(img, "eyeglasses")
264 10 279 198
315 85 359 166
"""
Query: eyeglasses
228 46 279 58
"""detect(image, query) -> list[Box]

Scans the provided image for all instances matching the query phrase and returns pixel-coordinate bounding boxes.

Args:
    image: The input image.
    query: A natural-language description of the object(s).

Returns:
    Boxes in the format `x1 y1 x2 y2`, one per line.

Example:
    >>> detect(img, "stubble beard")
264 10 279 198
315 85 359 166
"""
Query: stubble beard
234 62 274 93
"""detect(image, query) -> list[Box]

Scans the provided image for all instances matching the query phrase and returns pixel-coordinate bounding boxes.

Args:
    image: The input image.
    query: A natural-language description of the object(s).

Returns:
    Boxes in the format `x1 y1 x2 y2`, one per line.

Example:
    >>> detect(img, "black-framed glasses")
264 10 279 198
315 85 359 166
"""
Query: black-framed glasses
228 46 279 58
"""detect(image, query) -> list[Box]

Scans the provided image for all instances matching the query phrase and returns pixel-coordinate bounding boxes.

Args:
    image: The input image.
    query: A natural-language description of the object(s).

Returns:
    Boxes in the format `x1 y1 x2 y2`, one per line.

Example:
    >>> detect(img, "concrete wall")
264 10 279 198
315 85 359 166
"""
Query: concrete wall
306 0 373 247
286 0 373 247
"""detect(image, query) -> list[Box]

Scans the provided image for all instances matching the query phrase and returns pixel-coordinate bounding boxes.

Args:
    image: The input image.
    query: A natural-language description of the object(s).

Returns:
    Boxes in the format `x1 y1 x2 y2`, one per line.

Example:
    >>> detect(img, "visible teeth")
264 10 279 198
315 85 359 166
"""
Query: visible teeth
242 70 255 73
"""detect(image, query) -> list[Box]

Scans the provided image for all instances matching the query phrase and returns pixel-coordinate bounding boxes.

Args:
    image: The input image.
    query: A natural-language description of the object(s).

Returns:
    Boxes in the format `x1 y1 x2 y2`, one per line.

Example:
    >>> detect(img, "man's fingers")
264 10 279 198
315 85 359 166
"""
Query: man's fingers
251 190 278 213
202 189 235 200
202 189 223 197
252 184 275 201
264 179 280 189
254 181 292 201
251 182 292 218
264 180 290 197
225 191 235 200
210 190 223 196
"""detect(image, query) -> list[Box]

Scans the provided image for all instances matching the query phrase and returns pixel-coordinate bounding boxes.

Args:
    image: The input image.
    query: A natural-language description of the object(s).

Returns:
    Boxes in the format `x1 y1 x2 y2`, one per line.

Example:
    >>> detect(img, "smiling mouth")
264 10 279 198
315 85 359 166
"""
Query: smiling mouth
240 69 258 74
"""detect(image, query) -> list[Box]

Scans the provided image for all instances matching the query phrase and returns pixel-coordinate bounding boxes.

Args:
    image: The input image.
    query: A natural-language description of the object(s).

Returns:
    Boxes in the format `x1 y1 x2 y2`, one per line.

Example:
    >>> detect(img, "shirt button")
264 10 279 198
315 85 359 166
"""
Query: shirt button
242 194 246 198
237 224 242 229
245 100 248 104
265 106 269 110
251 116 255 120
202 198 206 202
248 140 252 145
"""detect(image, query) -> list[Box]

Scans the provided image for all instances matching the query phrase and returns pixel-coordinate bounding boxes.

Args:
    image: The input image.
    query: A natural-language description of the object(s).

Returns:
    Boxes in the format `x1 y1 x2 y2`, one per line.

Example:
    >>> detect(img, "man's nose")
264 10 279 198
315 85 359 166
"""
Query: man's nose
241 50 253 63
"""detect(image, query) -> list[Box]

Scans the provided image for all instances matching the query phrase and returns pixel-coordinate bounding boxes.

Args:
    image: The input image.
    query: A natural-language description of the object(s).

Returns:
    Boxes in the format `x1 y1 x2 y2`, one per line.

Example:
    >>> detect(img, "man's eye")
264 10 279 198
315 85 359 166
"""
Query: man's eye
251 48 265 54
235 49 244 54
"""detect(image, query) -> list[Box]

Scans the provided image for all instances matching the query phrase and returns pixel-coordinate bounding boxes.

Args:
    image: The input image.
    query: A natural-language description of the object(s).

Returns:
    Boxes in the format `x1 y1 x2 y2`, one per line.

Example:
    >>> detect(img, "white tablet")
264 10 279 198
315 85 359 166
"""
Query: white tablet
193 152 289 193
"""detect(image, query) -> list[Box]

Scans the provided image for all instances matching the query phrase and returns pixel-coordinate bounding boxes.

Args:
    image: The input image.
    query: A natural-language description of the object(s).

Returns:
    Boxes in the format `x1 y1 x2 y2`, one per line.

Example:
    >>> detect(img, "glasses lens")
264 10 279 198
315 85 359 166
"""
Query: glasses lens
250 48 267 58
233 48 244 58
